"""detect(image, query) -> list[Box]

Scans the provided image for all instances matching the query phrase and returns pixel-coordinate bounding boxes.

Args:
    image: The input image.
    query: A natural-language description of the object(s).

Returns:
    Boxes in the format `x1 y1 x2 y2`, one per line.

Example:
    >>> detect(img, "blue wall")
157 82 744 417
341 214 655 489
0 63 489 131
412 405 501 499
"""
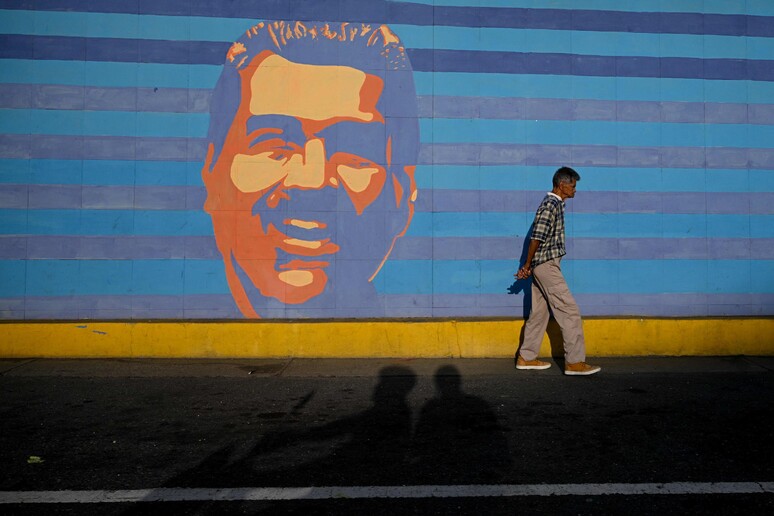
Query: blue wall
0 0 772 319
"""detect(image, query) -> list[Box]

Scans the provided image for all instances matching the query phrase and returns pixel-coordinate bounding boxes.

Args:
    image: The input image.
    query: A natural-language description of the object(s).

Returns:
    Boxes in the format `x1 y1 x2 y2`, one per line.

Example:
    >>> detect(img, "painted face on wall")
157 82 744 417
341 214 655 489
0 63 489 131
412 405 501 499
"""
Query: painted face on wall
203 25 418 318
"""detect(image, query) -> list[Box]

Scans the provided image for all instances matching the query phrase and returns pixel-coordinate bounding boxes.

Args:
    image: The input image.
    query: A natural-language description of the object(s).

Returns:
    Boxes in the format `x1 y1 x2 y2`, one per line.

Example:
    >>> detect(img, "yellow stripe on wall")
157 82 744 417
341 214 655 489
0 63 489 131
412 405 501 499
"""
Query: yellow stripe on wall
0 318 772 358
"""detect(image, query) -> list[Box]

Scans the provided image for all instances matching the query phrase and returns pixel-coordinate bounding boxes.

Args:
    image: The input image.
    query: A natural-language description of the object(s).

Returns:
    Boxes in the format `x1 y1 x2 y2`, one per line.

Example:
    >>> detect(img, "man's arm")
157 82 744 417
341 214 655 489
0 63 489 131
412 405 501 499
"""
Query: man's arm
515 239 541 279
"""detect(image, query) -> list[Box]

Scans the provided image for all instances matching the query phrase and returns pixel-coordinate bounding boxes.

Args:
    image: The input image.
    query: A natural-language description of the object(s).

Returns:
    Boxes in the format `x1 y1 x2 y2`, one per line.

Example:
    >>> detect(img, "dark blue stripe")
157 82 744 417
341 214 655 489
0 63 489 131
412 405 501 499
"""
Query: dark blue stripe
0 84 211 113
3 0 773 37
2 85 770 127
420 97 774 126
3 34 773 81
0 294 243 320
0 235 221 260
6 185 769 215
0 34 230 65
421 293 773 317
387 237 774 261
410 50 774 81
576 293 774 317
421 143 774 170
0 134 207 161
0 185 207 210
4 134 774 170
1 293 771 319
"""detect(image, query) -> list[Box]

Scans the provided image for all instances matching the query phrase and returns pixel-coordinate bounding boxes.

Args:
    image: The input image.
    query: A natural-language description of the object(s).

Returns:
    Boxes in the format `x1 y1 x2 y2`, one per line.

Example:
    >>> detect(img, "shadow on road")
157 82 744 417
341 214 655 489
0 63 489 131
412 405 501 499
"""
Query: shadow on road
126 364 511 513
412 365 512 484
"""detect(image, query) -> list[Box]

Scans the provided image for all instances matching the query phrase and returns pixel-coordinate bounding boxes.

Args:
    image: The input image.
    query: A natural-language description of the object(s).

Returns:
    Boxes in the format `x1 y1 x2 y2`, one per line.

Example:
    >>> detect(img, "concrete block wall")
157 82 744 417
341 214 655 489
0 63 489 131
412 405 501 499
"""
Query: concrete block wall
0 0 772 328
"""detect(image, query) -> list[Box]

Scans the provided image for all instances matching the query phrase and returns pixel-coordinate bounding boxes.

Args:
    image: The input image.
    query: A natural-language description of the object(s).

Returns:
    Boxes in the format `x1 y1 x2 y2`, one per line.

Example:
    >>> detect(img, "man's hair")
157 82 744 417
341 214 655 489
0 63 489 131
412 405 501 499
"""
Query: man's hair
552 166 581 187
205 20 419 170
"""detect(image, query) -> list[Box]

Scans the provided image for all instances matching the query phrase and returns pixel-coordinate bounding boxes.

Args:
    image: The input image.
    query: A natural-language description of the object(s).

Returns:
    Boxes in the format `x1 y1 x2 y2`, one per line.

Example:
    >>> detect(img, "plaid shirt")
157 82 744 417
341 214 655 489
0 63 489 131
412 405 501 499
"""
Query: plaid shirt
530 193 566 267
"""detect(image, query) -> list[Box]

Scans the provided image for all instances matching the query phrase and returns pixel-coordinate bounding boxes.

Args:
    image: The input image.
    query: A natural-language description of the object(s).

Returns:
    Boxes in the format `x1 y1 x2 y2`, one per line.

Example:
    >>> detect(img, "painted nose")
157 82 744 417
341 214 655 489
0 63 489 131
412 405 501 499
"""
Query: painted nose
284 138 327 189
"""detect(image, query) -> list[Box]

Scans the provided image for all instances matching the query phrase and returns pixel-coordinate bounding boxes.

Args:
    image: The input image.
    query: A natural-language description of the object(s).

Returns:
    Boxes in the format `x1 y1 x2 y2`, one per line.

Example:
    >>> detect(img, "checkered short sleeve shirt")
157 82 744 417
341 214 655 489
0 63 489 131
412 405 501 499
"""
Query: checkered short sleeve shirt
530 193 566 267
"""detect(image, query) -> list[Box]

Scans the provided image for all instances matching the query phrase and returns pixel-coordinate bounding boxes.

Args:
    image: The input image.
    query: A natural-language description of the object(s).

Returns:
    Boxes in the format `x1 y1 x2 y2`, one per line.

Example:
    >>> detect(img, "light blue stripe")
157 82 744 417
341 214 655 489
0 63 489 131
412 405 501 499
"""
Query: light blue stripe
2 110 771 149
416 166 762 195
3 9 770 59
0 60 221 89
419 166 764 193
0 259 26 297
0 109 209 138
420 119 773 149
0 9 34 33
414 73 774 104
3 258 769 297
4 259 228 296
378 259 772 295
747 0 774 16
132 260 229 295
0 10 91 38
136 161 203 186
0 159 31 184
0 10 231 42
400 0 774 16
184 260 231 294
406 212 773 239
82 160 134 186
750 170 774 192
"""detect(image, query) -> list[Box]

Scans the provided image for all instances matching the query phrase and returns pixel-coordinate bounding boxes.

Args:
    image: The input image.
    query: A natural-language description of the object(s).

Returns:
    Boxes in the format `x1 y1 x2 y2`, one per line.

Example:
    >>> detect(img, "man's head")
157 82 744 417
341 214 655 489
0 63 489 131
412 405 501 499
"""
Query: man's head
202 21 419 318
434 365 462 396
552 166 580 200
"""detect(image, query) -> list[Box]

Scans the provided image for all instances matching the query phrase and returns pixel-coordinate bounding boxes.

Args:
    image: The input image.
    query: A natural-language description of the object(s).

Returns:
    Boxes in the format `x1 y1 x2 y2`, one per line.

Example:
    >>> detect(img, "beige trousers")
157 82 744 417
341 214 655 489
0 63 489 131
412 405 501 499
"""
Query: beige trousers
520 258 586 364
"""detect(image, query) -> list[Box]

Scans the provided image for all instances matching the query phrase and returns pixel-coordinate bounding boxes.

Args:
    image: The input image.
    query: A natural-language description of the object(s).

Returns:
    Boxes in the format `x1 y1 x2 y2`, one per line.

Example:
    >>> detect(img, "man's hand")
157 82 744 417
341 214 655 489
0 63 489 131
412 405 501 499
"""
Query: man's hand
515 266 532 280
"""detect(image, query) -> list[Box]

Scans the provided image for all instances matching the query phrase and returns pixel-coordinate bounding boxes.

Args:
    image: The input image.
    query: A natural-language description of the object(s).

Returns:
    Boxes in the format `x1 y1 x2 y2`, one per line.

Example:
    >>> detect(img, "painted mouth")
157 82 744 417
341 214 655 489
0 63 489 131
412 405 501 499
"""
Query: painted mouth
268 219 340 266
281 237 339 256
279 259 330 271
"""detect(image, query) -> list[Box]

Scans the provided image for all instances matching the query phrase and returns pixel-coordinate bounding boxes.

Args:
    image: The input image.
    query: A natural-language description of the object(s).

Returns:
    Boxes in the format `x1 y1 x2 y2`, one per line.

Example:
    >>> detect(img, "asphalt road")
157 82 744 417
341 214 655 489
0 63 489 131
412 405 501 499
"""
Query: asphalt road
1 356 773 515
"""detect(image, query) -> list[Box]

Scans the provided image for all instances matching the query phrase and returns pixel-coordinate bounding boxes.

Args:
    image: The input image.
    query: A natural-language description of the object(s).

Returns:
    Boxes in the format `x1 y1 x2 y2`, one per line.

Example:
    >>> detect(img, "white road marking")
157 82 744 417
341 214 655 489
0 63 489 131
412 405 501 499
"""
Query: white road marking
1 482 773 503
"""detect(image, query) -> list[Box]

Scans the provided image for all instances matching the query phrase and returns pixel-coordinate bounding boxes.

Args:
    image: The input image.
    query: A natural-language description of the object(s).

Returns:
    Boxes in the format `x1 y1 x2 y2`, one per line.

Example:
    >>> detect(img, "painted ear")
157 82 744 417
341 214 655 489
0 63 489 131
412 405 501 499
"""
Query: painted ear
404 165 418 208
370 165 417 283
392 165 417 210
201 143 215 175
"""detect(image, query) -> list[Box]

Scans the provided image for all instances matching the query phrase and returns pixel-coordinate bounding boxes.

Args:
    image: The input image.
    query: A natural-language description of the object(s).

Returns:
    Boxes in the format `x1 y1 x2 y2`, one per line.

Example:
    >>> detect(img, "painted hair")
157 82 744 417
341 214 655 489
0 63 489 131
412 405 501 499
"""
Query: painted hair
205 21 419 171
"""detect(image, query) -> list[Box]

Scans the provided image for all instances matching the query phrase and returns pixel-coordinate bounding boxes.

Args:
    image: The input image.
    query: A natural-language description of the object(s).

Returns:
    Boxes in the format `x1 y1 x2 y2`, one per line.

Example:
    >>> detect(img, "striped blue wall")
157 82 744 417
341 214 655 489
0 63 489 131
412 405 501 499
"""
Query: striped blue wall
0 0 772 319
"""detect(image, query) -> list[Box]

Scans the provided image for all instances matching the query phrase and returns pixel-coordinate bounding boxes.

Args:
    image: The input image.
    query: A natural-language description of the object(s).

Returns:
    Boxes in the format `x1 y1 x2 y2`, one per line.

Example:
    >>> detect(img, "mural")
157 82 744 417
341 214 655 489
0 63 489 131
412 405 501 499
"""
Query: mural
0 1 772 320
203 21 418 318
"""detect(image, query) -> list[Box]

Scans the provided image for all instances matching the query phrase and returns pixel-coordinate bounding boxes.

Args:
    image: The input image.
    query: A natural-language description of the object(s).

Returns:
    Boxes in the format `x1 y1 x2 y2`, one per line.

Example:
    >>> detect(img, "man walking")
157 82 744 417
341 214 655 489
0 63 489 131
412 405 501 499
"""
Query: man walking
515 167 601 376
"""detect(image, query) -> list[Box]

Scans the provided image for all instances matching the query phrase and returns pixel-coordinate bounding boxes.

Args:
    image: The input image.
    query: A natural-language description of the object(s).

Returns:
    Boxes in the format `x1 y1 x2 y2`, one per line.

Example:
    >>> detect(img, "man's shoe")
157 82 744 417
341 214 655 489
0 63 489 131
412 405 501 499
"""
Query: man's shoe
564 362 601 376
516 356 551 370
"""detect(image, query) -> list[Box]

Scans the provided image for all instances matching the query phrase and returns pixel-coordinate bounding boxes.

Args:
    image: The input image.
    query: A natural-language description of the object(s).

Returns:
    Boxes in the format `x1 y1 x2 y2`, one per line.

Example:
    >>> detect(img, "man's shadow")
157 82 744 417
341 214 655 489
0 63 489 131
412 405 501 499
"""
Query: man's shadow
508 224 564 368
130 365 513 513
123 366 418 514
412 365 512 484
142 366 417 492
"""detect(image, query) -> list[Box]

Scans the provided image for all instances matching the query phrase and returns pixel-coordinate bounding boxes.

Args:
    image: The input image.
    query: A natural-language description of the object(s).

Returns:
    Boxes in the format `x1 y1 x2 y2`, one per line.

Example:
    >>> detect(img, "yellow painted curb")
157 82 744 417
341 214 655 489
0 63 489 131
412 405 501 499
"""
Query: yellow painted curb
1 318 772 358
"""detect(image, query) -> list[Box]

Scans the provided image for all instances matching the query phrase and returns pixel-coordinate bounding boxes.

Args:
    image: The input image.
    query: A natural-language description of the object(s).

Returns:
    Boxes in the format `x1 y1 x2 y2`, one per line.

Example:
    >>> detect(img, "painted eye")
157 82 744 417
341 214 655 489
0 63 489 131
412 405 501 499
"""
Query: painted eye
265 148 292 161
333 153 379 170
251 140 300 162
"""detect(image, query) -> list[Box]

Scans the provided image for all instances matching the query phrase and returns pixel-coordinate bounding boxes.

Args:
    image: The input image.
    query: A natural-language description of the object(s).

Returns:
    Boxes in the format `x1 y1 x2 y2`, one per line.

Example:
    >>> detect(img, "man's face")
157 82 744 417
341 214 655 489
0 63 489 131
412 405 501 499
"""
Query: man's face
203 51 412 316
559 179 577 199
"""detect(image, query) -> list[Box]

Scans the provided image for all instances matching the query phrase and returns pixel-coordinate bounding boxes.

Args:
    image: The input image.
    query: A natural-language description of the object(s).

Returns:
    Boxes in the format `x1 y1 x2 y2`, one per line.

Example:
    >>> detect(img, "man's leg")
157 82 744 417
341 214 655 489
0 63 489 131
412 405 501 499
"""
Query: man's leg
519 276 551 361
531 259 586 364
